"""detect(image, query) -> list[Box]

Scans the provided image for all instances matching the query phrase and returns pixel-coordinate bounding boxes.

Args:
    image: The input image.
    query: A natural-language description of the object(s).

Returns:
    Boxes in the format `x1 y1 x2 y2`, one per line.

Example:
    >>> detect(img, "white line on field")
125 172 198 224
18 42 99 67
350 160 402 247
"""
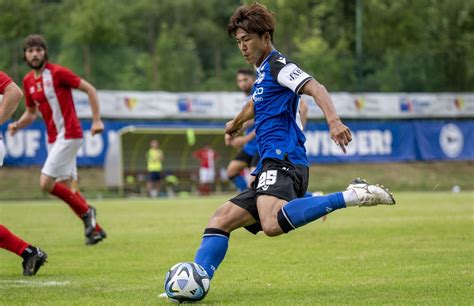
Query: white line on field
0 280 71 287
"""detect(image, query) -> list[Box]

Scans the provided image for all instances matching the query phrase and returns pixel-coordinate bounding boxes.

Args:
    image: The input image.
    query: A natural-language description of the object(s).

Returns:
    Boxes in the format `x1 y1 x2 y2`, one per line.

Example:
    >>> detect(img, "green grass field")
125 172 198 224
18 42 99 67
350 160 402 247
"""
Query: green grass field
0 193 472 305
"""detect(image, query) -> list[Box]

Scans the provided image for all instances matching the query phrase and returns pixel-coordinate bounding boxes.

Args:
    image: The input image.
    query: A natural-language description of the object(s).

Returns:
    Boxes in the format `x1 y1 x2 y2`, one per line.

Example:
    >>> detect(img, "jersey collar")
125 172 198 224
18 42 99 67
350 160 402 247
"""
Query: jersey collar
256 49 278 72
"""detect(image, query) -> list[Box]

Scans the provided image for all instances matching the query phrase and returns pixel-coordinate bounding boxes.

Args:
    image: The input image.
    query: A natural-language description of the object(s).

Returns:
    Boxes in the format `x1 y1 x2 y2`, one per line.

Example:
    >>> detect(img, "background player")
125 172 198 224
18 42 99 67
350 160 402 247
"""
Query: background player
8 34 106 245
146 139 164 198
225 68 257 191
164 3 396 298
0 71 47 275
192 144 218 195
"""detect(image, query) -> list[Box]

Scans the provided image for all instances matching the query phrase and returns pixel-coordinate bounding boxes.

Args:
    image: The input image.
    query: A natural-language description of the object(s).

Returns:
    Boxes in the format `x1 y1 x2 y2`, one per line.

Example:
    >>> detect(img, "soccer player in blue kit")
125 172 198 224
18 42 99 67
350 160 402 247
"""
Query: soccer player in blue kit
225 68 258 191
163 3 396 299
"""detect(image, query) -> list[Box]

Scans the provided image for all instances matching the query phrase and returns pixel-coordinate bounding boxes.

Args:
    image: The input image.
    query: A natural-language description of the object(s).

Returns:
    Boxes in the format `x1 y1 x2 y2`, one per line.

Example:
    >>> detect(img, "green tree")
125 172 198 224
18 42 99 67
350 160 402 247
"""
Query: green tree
154 24 203 91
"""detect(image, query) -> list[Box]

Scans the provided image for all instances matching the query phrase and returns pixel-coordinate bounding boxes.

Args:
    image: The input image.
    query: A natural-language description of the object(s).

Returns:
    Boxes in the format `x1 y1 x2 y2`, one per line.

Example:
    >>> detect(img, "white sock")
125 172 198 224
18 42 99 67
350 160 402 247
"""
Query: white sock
342 189 359 206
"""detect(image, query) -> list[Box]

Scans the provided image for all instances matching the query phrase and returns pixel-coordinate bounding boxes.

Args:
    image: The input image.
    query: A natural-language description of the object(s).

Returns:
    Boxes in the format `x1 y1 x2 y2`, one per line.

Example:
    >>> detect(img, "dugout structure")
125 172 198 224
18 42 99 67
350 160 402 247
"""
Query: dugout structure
113 126 238 196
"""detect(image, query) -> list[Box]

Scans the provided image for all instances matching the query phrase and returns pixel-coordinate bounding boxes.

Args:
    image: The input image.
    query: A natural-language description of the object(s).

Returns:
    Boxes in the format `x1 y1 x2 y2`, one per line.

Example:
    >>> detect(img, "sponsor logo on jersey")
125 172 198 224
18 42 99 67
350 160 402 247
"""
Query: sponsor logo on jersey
252 87 264 102
277 56 287 65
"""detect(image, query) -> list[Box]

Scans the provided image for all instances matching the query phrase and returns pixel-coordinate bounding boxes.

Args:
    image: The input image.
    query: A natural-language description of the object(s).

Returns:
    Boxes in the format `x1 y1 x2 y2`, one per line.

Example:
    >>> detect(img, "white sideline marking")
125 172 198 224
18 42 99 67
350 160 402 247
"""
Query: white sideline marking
0 280 71 287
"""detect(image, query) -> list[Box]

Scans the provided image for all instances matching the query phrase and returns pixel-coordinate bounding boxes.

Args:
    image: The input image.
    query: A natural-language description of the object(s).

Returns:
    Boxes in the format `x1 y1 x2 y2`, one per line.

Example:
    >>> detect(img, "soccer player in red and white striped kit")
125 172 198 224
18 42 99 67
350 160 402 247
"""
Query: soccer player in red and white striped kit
8 34 107 245
0 70 47 275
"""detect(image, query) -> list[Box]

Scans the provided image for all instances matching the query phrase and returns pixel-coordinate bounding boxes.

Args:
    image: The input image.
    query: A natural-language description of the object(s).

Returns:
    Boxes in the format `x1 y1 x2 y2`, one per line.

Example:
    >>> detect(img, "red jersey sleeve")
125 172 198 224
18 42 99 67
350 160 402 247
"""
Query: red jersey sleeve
56 66 81 88
22 77 35 107
0 71 13 94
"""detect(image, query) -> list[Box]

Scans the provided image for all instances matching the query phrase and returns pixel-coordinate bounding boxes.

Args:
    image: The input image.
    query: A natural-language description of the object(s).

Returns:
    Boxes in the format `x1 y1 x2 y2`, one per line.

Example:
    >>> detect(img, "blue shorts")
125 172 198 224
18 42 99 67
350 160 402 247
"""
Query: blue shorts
149 171 162 182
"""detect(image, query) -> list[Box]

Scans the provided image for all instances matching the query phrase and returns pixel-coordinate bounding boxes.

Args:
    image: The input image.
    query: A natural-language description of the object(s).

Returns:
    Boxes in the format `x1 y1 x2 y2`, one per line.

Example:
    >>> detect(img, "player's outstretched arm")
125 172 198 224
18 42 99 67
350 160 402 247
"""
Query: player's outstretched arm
225 99 254 138
299 99 308 129
77 79 104 136
0 82 22 125
300 79 352 153
8 106 37 135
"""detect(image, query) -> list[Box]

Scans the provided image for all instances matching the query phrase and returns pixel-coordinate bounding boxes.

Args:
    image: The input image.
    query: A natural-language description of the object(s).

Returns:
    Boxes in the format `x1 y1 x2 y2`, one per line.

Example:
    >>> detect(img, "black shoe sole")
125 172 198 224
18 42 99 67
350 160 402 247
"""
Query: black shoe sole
86 230 107 246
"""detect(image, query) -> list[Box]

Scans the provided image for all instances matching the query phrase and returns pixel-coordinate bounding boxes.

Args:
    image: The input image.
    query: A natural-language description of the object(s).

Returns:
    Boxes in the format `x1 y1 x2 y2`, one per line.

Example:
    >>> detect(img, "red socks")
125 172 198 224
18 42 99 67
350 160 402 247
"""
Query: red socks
50 183 89 216
0 225 29 256
50 184 103 232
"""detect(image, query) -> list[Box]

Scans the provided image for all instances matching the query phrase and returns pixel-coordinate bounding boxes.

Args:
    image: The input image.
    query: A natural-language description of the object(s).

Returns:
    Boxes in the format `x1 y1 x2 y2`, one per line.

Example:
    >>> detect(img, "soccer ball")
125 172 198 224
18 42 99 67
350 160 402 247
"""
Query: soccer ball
164 262 210 303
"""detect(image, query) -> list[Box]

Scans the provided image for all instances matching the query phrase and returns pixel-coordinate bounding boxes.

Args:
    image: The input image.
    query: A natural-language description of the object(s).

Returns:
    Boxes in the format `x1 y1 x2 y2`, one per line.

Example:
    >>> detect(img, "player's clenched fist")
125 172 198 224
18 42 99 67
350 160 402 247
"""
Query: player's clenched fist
7 121 19 136
328 119 352 153
91 120 104 136
225 120 241 138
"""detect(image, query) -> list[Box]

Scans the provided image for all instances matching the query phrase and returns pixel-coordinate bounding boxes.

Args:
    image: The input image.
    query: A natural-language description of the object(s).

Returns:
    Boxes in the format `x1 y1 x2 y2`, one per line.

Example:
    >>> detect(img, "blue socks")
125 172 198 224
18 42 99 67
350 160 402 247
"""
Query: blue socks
278 192 346 232
194 194 346 278
194 228 229 279
231 175 247 191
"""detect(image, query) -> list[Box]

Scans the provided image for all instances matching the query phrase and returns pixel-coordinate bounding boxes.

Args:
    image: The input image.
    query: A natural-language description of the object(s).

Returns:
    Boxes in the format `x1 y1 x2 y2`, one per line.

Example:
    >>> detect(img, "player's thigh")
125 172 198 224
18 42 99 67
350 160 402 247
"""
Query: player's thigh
208 201 256 232
42 139 82 179
227 160 247 177
256 195 287 228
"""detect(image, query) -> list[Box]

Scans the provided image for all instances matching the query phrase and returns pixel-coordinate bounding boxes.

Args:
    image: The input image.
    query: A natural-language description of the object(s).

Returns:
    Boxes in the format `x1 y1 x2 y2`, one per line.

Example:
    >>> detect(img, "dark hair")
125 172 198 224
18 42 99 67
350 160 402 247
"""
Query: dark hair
23 34 48 60
236 68 254 77
227 3 276 42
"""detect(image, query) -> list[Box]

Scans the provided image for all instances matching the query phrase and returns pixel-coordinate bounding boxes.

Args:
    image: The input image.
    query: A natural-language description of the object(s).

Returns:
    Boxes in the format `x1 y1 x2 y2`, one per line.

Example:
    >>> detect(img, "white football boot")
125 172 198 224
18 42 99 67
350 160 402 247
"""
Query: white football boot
158 293 178 303
346 178 396 206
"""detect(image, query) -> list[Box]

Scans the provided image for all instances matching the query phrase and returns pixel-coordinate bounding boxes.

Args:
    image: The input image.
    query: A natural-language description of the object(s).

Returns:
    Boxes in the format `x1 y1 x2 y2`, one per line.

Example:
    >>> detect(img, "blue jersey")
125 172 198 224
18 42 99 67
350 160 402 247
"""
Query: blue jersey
252 49 312 173
242 94 258 156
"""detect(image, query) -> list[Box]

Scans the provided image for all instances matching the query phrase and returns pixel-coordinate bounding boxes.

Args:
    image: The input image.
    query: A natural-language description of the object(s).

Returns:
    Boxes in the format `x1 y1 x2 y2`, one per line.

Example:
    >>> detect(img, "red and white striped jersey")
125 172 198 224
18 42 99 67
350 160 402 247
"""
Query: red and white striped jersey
193 147 218 169
23 63 83 144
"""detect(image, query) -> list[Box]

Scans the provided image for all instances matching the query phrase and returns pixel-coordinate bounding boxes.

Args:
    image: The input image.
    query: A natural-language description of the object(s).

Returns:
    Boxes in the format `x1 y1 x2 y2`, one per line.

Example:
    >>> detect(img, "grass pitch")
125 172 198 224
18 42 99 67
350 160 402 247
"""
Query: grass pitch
0 192 472 305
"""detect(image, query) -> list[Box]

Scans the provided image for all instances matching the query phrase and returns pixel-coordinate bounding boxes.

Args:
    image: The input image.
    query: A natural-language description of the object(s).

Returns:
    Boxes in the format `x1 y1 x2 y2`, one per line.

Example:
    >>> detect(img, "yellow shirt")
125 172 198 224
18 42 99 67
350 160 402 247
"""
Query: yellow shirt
146 148 163 172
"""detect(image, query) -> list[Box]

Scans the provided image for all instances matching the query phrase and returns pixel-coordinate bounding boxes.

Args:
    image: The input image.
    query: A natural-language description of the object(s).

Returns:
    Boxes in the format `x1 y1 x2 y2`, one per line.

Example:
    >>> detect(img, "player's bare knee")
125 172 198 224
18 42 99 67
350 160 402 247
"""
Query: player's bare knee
39 175 54 192
226 165 237 178
261 220 283 237
207 201 254 233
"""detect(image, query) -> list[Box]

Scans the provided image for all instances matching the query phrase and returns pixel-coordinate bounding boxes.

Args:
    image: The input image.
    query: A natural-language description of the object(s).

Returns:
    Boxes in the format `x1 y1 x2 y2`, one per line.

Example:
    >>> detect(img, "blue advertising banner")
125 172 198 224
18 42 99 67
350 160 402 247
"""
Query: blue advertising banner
0 120 225 167
0 119 472 166
304 120 473 163
304 121 417 163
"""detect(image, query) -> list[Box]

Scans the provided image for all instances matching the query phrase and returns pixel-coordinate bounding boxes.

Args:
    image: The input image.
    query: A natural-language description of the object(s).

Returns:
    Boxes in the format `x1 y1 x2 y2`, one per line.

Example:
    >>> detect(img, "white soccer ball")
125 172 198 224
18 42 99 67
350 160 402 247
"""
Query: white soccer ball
164 262 210 303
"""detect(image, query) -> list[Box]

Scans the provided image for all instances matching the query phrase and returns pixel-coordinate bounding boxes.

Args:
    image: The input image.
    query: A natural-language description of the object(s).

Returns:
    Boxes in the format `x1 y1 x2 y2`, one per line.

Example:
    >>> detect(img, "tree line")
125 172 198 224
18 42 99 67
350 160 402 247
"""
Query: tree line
0 0 472 92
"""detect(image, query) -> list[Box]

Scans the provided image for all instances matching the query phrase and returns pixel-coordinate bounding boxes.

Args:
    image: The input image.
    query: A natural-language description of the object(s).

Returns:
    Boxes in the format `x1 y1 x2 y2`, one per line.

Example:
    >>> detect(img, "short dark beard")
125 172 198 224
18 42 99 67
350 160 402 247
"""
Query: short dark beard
27 58 45 70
